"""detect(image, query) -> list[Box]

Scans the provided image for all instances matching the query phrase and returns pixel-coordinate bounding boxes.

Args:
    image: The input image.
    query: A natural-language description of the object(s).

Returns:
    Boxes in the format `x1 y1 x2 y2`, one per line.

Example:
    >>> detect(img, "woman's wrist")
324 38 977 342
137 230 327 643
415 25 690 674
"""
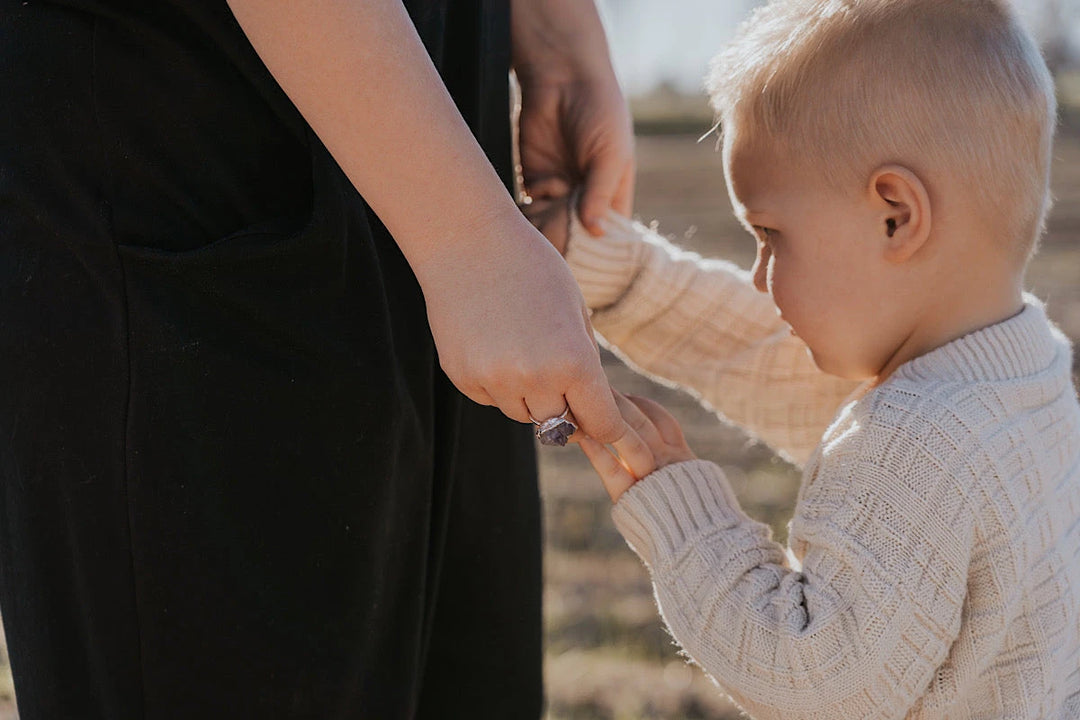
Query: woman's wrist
406 202 545 289
510 0 617 84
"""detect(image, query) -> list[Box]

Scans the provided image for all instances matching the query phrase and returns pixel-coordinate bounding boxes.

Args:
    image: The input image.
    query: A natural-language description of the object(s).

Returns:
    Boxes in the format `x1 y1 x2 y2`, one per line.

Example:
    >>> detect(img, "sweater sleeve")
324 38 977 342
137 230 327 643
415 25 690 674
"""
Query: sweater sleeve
613 450 973 720
564 212 859 466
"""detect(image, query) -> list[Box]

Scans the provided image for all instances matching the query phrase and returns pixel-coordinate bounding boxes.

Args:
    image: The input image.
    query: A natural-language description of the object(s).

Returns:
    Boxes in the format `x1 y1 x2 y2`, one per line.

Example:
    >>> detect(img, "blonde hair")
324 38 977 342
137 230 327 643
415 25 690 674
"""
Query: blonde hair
707 0 1057 256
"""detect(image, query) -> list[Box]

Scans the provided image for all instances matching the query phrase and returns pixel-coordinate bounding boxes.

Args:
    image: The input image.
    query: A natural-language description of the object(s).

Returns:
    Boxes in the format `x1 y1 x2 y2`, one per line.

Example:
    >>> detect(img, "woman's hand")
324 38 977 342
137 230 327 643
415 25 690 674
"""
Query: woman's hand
578 391 696 502
512 0 635 236
417 208 656 459
227 0 647 447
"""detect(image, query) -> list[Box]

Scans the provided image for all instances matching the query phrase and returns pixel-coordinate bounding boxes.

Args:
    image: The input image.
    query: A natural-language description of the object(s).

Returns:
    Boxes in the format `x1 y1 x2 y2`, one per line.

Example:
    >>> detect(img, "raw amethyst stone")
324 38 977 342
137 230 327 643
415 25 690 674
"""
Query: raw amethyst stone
537 418 577 447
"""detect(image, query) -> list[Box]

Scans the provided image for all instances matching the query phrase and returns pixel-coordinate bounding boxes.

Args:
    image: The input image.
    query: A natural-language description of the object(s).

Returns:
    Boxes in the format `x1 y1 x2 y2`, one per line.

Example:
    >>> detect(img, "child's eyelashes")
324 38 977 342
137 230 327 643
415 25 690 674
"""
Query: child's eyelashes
752 225 777 244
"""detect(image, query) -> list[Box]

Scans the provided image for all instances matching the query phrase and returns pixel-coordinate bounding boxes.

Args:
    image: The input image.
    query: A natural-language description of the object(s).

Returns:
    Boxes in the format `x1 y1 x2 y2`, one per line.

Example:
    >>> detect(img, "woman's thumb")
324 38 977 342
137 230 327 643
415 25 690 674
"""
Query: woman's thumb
579 154 631 236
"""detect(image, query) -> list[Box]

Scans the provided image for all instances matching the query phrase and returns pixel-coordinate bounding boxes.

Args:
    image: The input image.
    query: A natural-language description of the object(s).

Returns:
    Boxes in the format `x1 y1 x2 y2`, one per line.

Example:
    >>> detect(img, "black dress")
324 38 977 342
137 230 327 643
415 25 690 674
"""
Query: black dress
0 1 542 718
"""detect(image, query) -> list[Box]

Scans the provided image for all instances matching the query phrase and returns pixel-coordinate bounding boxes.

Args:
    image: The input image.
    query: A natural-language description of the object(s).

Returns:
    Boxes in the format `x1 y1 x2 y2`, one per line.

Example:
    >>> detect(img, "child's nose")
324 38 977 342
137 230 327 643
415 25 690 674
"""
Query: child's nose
751 243 771 293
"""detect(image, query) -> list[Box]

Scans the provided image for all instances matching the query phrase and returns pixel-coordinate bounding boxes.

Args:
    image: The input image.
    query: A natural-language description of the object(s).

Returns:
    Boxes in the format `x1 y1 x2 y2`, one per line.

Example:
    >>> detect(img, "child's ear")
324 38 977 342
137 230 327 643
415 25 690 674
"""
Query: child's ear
868 165 932 264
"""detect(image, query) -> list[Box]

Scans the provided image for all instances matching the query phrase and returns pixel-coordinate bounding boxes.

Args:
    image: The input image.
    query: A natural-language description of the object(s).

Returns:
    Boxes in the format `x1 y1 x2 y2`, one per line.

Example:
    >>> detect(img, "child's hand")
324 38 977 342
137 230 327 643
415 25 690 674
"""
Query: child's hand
578 391 696 502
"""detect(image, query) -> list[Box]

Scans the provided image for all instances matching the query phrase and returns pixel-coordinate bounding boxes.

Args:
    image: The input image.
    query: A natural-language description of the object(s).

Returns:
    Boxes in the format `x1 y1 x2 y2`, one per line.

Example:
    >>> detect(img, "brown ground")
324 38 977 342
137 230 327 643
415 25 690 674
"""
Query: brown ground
1 129 1078 720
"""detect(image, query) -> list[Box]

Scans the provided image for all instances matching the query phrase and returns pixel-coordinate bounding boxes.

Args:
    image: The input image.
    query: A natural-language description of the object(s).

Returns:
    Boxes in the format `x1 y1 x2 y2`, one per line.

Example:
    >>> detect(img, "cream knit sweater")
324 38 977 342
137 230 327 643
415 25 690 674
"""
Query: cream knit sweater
565 213 1080 719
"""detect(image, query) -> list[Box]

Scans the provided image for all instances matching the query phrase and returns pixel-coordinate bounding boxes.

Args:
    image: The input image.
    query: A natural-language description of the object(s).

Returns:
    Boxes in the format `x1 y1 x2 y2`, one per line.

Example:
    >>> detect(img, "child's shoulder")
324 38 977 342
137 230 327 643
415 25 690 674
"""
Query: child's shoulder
812 376 1012 505
831 374 999 460
864 373 1004 441
848 298 1077 456
814 322 1076 507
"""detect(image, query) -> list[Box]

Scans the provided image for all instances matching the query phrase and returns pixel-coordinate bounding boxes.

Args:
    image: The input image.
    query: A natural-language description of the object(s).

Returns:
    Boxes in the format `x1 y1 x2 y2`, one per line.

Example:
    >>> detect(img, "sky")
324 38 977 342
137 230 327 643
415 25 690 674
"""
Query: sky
596 0 1080 96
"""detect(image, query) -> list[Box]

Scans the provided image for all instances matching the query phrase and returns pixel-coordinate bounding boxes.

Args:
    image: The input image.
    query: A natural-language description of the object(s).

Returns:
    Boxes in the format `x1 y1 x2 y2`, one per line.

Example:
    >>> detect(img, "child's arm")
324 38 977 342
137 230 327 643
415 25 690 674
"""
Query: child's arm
565 211 860 466
583 395 973 719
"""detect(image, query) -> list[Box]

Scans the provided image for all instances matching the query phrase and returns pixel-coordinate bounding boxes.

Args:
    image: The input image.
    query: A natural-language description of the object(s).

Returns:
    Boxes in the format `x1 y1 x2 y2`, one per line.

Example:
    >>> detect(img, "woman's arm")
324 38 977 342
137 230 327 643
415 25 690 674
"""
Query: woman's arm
224 0 641 451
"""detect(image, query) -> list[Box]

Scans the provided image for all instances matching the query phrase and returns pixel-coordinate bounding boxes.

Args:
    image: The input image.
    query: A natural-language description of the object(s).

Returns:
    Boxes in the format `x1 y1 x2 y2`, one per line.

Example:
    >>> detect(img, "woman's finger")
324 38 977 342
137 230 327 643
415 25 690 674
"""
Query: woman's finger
610 160 636 218
460 383 497 410
580 150 627 236
523 394 578 445
481 389 531 425
522 395 570 425
563 369 629 446
565 379 655 473
578 436 637 503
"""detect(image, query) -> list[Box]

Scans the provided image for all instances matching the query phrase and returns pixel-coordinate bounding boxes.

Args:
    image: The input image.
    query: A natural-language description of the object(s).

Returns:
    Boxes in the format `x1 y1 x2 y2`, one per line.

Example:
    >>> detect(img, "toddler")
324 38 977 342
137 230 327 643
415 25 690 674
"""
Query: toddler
531 0 1080 717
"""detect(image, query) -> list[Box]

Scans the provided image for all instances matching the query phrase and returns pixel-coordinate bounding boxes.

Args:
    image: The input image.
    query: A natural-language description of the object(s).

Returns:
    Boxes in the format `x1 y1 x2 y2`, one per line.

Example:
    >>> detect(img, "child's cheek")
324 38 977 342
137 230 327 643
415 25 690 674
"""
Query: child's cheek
766 265 791 318
769 273 810 341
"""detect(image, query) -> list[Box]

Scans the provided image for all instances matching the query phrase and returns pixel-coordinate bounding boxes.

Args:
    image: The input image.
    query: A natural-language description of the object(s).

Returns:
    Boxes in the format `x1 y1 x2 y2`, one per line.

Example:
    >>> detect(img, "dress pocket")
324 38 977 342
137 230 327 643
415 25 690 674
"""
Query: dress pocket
113 134 358 372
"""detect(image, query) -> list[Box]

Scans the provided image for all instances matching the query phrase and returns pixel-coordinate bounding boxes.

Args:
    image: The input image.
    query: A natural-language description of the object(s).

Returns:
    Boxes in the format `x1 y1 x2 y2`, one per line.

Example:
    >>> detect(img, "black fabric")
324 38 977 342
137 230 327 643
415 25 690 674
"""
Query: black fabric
0 1 541 718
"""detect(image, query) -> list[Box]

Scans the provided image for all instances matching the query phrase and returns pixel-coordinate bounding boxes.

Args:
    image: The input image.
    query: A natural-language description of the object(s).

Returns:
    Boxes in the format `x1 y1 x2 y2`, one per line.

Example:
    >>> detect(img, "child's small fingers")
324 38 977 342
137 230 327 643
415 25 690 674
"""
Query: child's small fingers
625 394 690 448
613 390 664 442
609 426 655 482
579 436 637 503
608 392 658 478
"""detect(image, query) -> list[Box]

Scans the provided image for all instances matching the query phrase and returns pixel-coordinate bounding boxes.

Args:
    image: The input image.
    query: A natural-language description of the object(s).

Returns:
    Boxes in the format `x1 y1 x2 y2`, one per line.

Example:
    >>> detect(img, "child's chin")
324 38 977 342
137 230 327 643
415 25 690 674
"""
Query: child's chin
808 348 871 381
808 351 835 375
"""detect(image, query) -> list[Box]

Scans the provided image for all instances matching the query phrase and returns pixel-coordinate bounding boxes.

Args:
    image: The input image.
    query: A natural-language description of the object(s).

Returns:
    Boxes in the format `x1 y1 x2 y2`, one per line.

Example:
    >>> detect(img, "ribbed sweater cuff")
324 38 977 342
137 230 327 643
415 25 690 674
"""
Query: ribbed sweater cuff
611 459 750 569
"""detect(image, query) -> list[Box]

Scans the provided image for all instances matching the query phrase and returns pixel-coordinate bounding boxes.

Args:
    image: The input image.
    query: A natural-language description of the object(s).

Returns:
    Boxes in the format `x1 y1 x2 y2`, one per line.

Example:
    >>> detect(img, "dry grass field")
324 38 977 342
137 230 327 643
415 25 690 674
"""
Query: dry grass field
1 124 1079 720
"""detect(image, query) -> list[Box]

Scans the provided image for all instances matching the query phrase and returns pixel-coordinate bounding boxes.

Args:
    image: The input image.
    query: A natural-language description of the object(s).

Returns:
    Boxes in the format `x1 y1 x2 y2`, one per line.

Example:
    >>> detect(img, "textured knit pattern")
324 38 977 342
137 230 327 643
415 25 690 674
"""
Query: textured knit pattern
565 213 1080 719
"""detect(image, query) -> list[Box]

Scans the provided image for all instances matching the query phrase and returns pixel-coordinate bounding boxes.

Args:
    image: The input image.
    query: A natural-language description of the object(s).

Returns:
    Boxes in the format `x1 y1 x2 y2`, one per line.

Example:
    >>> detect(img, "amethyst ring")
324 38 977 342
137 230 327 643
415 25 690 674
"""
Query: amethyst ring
530 406 578 447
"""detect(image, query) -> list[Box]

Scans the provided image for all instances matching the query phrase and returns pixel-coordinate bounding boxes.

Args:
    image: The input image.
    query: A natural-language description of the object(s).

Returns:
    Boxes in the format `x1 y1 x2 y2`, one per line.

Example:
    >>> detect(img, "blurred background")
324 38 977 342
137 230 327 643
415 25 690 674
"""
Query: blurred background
3 2 1080 719
602 0 1080 97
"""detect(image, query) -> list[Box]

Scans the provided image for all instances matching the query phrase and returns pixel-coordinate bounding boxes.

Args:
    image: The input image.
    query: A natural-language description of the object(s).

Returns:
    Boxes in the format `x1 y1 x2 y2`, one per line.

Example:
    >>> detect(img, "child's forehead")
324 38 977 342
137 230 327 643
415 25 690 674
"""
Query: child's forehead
723 135 792 201
724 142 854 224
722 124 790 174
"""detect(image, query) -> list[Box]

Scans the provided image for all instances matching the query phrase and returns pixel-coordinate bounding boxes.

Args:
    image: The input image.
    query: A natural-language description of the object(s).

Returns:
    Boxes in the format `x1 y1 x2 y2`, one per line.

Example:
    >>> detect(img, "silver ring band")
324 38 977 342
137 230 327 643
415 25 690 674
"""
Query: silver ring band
529 406 570 426
530 406 577 447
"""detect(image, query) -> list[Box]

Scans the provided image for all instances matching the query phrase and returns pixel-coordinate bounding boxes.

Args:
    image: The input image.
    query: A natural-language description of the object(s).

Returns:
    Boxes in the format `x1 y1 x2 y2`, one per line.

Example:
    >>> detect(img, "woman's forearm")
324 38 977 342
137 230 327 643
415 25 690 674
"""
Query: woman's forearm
224 0 640 449
226 0 527 277
511 0 616 81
